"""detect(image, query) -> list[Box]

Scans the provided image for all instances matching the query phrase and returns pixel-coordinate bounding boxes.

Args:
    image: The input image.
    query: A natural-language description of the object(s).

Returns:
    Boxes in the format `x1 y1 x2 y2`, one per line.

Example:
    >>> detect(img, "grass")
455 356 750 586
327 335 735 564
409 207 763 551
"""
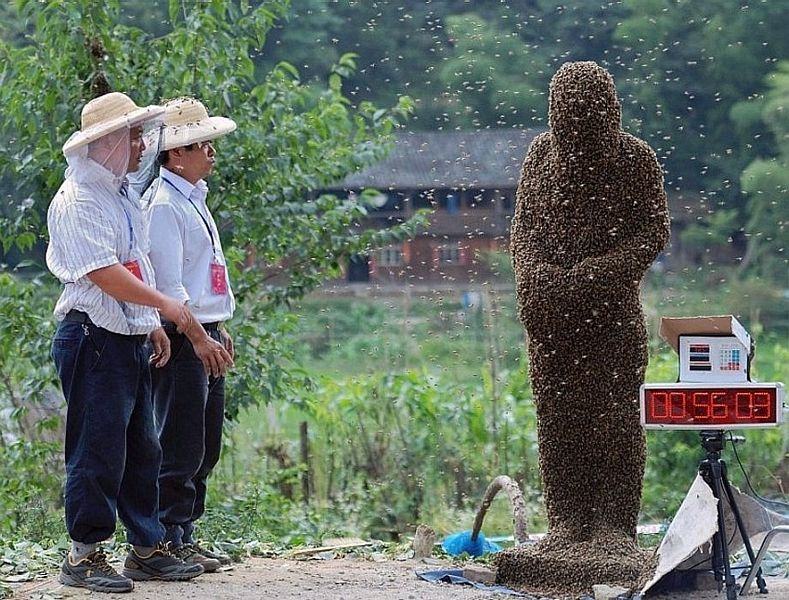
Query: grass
290 289 525 383
218 277 787 540
289 277 787 385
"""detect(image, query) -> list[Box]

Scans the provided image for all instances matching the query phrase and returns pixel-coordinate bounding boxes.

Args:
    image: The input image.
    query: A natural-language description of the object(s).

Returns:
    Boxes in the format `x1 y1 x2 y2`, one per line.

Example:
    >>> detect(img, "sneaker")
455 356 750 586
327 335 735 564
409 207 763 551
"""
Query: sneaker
122 541 204 581
59 551 134 593
190 542 232 566
174 543 222 573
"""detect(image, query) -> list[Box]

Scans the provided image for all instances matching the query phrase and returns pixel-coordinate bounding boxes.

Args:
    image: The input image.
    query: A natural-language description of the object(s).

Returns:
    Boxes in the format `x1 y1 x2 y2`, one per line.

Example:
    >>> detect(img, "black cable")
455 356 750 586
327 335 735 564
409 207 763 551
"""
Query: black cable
728 431 789 511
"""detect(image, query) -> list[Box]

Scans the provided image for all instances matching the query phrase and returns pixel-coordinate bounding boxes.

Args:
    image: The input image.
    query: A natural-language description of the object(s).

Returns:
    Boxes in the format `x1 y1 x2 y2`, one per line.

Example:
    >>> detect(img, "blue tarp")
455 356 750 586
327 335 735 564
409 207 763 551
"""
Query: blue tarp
416 568 525 596
442 530 502 557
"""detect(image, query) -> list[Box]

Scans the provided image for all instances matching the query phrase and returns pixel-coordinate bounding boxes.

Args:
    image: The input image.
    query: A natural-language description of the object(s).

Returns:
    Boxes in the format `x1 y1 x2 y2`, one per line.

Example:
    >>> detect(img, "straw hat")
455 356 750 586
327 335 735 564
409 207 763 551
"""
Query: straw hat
161 97 237 151
63 92 164 154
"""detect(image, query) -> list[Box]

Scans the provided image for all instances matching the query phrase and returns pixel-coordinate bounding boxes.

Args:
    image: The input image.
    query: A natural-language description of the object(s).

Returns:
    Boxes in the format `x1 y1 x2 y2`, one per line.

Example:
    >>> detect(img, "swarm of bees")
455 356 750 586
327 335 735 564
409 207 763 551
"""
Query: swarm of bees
499 61 670 595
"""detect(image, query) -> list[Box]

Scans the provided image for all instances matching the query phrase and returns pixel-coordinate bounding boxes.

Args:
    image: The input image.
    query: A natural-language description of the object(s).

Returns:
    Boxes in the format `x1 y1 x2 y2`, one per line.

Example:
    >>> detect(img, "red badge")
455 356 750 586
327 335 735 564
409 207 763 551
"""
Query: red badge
123 259 144 281
210 261 228 295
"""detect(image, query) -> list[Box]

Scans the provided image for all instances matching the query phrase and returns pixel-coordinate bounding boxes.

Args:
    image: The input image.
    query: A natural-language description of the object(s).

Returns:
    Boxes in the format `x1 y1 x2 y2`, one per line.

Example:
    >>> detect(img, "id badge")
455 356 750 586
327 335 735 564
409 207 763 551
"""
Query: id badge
123 259 144 282
210 261 228 295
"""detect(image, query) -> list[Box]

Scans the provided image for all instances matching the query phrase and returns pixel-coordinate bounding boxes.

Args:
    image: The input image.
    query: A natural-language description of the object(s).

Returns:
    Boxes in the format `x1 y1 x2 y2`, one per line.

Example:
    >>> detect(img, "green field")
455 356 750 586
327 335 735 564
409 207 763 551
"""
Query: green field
213 279 788 544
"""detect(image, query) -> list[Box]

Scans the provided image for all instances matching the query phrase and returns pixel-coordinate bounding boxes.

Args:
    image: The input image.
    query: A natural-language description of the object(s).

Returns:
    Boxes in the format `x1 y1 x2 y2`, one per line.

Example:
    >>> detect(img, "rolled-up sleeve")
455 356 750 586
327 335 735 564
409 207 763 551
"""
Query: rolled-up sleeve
147 203 190 303
49 200 118 283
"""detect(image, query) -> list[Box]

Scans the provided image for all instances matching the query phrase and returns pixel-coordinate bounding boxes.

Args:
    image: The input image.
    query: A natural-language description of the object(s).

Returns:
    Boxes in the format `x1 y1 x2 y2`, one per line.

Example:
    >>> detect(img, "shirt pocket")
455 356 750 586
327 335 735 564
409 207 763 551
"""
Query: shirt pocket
184 219 211 262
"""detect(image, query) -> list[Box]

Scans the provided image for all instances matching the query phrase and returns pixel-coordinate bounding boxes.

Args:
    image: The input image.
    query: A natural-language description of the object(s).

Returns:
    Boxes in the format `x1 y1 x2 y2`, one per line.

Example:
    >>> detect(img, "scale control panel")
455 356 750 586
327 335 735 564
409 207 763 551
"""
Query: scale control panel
679 336 749 383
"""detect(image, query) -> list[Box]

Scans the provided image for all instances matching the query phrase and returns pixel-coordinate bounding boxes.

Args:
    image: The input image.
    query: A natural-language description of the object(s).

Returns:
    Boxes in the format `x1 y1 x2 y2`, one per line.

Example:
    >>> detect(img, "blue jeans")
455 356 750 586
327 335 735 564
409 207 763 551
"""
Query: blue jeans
152 328 225 547
52 318 165 546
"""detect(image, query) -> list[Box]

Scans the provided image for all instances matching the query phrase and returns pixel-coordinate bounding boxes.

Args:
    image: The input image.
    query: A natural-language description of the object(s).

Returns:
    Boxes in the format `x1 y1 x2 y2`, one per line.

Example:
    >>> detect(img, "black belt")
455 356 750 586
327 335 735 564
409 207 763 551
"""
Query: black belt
64 310 147 342
162 321 220 333
64 309 92 324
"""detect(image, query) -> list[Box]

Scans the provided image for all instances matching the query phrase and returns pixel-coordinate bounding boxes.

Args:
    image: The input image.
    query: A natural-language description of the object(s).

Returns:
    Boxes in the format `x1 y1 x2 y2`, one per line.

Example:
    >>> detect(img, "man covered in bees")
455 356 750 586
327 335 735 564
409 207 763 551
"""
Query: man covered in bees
501 61 670 595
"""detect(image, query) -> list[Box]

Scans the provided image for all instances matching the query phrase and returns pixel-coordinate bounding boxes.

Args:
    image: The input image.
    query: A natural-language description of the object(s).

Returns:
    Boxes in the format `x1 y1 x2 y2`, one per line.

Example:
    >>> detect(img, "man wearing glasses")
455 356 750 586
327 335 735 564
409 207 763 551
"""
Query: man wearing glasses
143 97 237 572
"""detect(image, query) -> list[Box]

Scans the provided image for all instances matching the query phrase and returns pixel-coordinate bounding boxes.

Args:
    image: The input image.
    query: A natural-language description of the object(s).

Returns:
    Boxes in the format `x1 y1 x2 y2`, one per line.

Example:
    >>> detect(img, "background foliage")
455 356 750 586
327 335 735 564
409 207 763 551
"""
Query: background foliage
0 0 785 581
251 0 787 281
0 0 426 417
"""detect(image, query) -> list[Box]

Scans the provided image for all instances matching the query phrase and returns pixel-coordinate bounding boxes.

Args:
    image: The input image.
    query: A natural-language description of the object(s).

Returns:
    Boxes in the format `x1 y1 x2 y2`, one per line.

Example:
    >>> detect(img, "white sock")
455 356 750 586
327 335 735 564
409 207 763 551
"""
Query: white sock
70 541 98 561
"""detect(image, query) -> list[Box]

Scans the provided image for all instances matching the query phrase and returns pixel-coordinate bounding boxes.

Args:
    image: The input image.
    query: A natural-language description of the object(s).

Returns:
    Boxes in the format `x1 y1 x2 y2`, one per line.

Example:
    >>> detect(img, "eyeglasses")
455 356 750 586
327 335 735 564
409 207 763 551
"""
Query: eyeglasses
188 140 214 151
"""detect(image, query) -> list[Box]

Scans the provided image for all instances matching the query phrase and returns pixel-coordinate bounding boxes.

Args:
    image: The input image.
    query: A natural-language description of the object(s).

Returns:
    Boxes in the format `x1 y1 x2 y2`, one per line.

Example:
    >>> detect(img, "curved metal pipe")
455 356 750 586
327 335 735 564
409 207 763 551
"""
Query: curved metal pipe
471 475 529 544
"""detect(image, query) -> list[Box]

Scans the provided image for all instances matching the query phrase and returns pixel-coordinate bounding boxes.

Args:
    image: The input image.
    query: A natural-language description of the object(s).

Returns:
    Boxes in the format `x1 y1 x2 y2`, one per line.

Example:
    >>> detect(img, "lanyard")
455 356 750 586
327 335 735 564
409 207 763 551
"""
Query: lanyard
162 177 217 257
119 184 134 255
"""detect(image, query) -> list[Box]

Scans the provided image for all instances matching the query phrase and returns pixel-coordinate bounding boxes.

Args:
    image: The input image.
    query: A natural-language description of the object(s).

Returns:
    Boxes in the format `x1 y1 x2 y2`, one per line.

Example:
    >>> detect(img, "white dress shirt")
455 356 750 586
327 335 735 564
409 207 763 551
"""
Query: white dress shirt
143 167 235 323
46 160 161 335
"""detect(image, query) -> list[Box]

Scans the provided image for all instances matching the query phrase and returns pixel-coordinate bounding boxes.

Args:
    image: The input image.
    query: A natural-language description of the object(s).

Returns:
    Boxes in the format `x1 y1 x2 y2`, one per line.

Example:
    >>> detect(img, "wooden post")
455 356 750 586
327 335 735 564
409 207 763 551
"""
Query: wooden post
413 524 436 559
483 288 500 468
403 284 411 371
300 421 311 505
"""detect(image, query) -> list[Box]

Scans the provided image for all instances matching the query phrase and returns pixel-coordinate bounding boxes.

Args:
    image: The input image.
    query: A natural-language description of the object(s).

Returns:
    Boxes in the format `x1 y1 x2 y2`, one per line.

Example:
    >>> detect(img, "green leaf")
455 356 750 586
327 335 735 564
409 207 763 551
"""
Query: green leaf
328 73 341 93
168 0 180 25
275 60 300 80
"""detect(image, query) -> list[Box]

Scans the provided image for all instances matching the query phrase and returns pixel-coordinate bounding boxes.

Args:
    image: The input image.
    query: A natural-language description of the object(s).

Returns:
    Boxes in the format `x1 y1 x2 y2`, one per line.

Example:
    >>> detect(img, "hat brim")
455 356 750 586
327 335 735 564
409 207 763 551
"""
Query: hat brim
63 105 165 155
161 116 237 151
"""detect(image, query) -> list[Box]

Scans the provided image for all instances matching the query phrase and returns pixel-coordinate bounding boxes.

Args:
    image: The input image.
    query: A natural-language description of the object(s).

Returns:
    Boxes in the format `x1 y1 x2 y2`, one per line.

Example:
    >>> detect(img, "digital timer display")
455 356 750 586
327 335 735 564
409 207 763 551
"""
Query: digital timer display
641 383 784 429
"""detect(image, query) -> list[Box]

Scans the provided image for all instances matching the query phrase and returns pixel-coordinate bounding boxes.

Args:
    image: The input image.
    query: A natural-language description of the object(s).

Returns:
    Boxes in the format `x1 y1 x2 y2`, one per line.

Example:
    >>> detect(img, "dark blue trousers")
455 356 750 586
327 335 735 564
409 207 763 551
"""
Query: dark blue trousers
52 319 165 547
151 328 225 547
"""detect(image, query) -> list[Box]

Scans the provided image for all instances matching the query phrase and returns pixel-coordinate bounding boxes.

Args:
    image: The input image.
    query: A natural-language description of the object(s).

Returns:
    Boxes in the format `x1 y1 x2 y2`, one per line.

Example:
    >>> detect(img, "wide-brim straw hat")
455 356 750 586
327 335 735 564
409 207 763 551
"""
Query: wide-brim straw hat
161 97 237 151
63 92 164 154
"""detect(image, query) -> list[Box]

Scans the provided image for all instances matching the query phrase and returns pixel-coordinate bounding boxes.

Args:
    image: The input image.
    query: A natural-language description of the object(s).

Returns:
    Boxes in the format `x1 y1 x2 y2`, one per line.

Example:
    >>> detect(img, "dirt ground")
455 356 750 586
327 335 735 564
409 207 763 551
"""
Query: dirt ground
12 557 789 600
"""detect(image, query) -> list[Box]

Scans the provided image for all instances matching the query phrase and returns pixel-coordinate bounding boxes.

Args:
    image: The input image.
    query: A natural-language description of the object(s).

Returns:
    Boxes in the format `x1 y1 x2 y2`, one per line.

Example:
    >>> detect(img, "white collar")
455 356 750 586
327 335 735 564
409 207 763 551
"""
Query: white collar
160 167 199 200
67 157 128 192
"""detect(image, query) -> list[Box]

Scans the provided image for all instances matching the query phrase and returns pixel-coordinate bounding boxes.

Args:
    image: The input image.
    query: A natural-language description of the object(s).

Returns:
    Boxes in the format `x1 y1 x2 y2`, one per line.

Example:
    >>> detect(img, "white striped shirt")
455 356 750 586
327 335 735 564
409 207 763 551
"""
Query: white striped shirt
143 168 235 323
46 160 161 335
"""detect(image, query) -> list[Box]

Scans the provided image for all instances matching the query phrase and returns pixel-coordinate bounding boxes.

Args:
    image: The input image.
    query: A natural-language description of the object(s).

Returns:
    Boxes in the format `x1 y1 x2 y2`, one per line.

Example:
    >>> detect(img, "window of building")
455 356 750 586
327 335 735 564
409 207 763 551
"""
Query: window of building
436 189 461 214
433 242 468 266
371 191 406 212
501 191 514 212
413 189 433 209
377 245 404 267
439 244 460 263
445 193 459 214
482 189 499 208
433 189 446 208
468 190 485 208
347 254 370 282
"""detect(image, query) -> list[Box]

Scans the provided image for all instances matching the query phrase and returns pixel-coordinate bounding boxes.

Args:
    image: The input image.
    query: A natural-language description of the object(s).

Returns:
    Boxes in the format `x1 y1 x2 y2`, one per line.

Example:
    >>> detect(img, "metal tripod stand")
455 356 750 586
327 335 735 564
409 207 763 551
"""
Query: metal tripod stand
697 431 767 598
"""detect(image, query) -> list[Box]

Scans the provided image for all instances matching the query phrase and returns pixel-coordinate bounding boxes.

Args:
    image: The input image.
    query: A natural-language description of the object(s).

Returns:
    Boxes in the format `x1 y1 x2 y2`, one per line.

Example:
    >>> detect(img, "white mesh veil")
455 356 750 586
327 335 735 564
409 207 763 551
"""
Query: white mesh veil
62 115 165 193
128 118 165 196
63 125 131 190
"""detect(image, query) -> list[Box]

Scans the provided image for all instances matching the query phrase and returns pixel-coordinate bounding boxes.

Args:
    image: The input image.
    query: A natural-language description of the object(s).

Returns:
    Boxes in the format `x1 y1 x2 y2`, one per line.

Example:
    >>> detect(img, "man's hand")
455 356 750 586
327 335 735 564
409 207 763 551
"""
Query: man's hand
219 328 234 361
159 296 197 333
148 327 171 368
191 333 233 378
159 299 232 377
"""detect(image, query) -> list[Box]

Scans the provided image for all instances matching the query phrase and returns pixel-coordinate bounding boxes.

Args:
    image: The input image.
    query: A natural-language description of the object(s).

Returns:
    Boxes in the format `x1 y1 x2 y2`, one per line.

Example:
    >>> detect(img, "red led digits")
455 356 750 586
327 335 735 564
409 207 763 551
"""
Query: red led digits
735 392 751 419
643 387 779 428
652 392 668 418
711 392 727 420
753 392 770 419
692 392 709 419
670 392 685 418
